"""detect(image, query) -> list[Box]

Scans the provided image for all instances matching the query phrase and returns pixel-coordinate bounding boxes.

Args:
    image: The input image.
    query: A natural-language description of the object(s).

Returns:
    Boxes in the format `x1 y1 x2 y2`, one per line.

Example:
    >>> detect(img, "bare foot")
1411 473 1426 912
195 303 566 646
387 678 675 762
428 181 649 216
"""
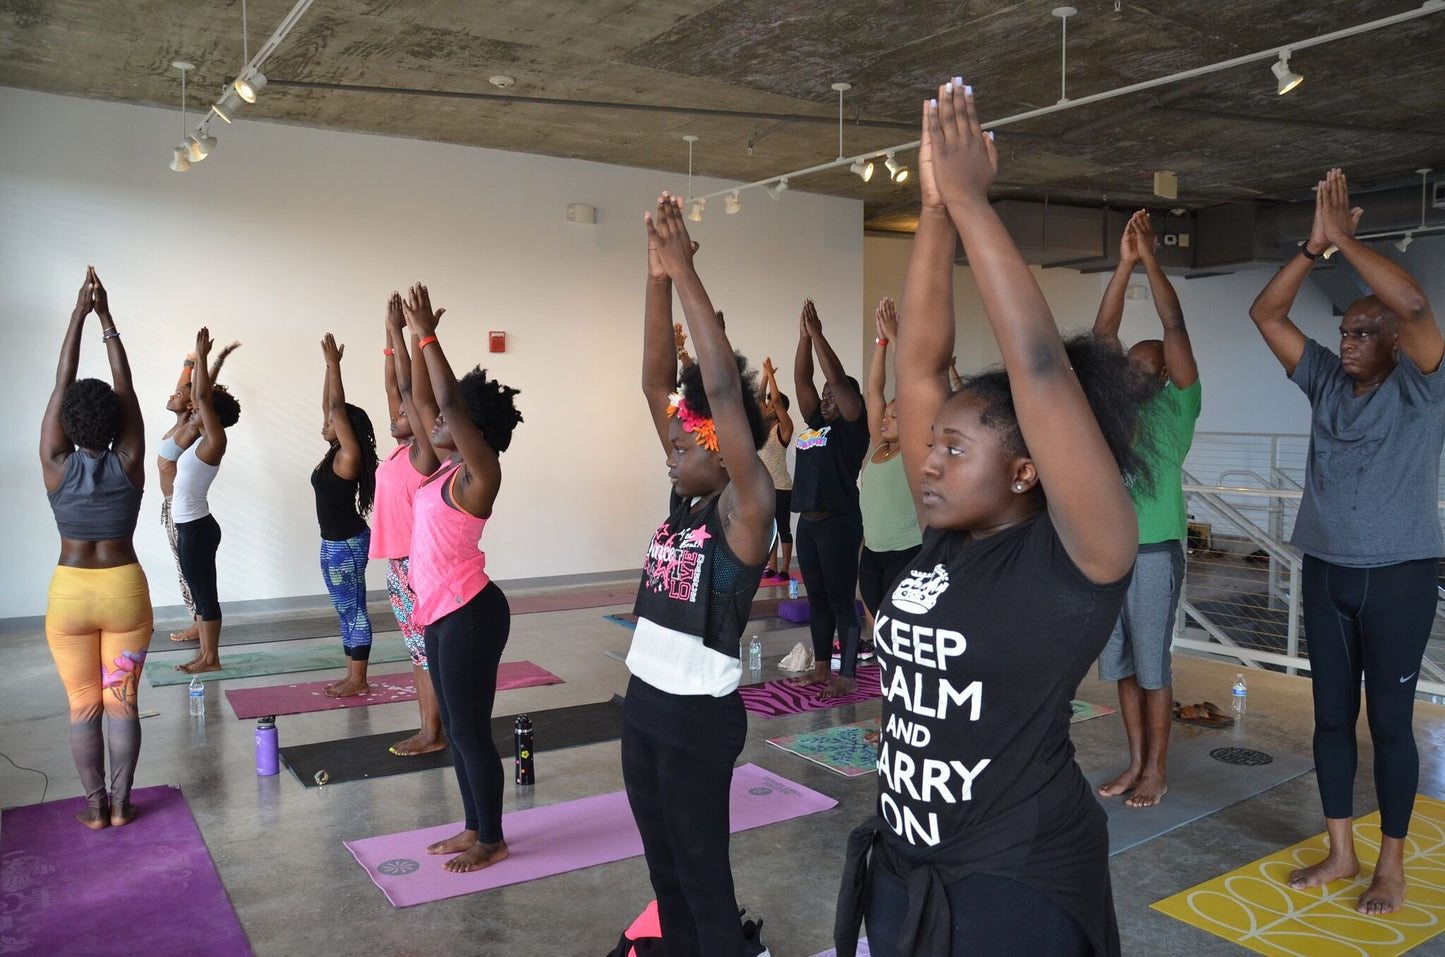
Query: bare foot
110 802 137 827
1124 771 1167 808
169 624 199 643
390 733 446 756
819 676 857 699
863 730 881 744
178 658 222 674
1358 868 1407 915
325 677 370 698
76 805 110 830
1098 765 1141 799
1288 852 1359 890
788 663 831 688
443 838 509 873
427 829 477 856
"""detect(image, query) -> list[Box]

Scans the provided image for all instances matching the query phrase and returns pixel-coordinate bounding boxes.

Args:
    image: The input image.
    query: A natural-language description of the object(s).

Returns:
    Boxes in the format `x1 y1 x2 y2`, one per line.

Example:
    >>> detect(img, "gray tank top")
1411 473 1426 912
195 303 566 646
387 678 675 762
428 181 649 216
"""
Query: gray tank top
48 449 143 541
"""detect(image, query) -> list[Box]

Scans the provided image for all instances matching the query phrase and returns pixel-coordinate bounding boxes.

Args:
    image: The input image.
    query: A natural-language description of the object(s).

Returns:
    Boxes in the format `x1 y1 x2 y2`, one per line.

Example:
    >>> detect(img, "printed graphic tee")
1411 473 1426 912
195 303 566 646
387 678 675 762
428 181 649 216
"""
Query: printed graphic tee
873 511 1128 955
791 408 869 516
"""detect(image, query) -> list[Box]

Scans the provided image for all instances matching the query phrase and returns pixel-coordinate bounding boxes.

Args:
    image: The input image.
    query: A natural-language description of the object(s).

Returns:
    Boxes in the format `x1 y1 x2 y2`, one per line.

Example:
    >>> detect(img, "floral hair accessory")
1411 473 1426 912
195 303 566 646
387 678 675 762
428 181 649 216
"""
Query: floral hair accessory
667 391 720 452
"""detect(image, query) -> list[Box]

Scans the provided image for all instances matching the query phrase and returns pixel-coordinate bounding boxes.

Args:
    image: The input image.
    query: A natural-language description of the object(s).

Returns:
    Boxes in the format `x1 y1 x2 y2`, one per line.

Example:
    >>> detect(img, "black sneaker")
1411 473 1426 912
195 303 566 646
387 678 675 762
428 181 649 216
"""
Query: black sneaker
740 913 769 957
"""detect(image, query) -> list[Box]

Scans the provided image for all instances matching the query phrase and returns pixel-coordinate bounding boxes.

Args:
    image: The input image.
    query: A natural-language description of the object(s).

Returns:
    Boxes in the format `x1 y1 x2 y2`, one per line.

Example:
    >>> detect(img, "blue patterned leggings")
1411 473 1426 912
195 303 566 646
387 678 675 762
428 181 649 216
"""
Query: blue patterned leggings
320 530 373 660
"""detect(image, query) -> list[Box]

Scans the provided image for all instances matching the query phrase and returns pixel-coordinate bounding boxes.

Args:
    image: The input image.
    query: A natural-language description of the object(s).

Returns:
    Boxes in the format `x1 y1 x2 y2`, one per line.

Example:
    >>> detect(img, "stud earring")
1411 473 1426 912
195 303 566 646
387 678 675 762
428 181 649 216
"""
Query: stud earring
1013 482 1026 492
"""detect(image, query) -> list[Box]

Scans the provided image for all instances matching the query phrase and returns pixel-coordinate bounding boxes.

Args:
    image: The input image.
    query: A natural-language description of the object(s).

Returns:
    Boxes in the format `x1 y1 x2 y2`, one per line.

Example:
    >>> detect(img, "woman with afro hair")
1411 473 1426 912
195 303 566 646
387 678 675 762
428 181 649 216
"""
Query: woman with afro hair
172 327 243 675
41 267 150 829
313 333 380 697
834 83 1150 957
400 282 523 874
629 193 775 956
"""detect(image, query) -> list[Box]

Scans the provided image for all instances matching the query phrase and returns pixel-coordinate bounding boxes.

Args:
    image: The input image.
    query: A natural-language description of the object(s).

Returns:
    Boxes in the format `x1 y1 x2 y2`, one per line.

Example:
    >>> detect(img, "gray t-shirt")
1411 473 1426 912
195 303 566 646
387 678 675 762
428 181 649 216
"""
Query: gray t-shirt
1289 338 1445 566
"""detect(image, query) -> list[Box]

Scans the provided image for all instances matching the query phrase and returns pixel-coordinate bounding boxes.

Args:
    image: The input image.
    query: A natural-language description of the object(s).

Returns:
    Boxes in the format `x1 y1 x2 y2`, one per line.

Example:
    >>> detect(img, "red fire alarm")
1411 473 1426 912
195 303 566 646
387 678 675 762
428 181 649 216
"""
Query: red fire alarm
489 331 506 353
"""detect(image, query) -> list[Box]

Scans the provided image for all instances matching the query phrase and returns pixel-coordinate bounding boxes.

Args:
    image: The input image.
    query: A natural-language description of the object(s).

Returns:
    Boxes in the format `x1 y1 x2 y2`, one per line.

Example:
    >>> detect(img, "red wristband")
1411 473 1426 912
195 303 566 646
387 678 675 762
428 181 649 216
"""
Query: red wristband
383 348 394 356
418 335 438 350
875 338 888 346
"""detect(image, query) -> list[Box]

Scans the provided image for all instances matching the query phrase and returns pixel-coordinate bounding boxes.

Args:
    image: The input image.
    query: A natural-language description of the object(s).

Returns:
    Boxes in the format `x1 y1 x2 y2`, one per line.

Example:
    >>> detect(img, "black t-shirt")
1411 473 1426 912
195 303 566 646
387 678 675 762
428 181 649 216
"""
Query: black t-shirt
873 511 1129 956
790 407 869 516
312 452 368 542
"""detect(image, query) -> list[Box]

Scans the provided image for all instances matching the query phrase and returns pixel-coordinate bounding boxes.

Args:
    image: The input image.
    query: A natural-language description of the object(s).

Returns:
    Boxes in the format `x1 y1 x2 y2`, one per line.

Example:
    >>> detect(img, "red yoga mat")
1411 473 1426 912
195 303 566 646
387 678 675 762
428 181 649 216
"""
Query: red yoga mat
225 660 563 719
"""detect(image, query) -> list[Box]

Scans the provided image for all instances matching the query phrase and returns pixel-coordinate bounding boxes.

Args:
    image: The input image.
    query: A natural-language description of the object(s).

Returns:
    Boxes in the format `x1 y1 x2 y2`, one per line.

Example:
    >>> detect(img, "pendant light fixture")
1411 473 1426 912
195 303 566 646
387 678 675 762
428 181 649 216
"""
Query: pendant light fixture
169 61 194 172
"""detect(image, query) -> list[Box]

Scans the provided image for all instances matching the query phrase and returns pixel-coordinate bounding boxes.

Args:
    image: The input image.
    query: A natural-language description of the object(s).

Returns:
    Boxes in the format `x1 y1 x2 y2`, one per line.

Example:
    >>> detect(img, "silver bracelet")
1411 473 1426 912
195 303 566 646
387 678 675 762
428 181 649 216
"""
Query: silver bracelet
101 327 120 341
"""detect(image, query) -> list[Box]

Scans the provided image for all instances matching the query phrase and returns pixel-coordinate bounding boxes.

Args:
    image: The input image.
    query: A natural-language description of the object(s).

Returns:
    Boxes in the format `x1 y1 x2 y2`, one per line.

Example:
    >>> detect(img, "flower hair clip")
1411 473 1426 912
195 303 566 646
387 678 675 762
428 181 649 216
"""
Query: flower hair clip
667 392 720 452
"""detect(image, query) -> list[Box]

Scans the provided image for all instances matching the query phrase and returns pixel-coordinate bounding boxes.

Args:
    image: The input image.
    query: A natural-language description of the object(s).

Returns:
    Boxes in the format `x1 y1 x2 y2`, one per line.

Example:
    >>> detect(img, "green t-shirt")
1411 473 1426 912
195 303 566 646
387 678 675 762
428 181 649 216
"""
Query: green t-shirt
1132 379 1202 544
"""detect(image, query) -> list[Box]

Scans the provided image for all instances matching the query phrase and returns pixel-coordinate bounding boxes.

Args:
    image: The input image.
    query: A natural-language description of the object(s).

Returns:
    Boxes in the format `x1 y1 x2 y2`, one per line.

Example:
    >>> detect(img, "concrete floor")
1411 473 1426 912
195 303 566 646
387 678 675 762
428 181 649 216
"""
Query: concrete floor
5 577 1445 957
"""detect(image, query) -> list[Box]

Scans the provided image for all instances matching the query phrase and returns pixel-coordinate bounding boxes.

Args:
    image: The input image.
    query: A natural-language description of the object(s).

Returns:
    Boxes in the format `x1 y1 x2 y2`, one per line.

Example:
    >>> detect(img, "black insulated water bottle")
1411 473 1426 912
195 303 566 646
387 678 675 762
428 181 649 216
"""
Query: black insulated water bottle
514 713 535 786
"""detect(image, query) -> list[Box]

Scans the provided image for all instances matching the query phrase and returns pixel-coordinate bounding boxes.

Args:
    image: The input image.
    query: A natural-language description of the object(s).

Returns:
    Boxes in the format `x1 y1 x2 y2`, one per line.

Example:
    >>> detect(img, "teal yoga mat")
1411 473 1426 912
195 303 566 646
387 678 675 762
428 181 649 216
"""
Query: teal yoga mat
145 636 412 685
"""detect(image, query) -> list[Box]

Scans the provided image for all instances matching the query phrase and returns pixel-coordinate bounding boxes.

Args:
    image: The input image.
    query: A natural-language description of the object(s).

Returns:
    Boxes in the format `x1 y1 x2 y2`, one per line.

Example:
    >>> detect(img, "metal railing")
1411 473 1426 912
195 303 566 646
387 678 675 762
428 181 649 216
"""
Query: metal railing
1173 432 1445 700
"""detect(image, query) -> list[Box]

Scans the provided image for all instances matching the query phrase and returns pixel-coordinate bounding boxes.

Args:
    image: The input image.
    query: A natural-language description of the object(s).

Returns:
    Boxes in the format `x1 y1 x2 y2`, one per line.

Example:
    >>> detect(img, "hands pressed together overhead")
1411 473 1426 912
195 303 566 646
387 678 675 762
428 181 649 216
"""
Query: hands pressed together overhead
876 297 898 344
321 332 344 365
643 191 700 282
921 78 997 211
402 283 446 338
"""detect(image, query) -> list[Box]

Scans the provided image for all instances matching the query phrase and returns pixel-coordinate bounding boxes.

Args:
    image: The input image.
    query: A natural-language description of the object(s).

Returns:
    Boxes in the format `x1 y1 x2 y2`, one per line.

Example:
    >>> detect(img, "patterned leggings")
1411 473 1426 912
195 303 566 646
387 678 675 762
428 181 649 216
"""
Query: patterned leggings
387 557 426 669
320 530 373 660
161 497 196 619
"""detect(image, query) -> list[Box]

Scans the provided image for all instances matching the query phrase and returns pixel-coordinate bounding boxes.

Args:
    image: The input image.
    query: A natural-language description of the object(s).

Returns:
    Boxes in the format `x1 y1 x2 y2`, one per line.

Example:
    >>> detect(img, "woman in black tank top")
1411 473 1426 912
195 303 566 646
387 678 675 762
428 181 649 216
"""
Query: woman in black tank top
834 84 1151 957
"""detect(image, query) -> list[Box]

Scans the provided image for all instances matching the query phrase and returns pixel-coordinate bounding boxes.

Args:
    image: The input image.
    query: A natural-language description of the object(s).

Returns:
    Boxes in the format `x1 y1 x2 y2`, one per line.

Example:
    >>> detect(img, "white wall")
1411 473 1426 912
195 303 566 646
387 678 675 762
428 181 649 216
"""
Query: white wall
1 87 863 620
862 231 1445 437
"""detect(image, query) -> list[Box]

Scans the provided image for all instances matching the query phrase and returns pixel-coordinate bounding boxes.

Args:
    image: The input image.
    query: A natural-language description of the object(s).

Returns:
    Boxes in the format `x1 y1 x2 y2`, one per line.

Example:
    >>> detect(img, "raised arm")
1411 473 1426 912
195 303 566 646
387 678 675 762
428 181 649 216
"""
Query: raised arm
173 352 196 408
403 284 503 519
1134 214 1197 388
1322 169 1441 373
763 357 793 444
1092 212 1141 353
803 301 864 423
642 232 679 455
674 323 694 371
386 293 440 475
401 288 444 450
793 308 821 422
1248 179 1341 375
646 194 774 564
867 298 898 443
40 269 94 490
89 270 145 486
210 340 241 381
934 82 1135 583
895 111 959 523
321 335 363 481
191 327 228 466
949 356 963 392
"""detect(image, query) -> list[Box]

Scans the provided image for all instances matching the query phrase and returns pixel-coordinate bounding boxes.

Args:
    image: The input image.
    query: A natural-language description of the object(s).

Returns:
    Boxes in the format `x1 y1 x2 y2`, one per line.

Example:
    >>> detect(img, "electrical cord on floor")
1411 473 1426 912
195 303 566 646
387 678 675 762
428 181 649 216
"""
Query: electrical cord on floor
0 751 48 805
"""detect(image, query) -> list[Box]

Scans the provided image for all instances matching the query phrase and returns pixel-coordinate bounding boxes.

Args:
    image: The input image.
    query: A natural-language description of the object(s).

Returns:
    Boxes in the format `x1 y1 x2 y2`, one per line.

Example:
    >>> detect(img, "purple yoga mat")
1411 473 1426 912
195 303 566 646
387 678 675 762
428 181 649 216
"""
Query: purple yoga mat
0 784 250 956
344 763 837 907
739 663 883 718
224 660 564 719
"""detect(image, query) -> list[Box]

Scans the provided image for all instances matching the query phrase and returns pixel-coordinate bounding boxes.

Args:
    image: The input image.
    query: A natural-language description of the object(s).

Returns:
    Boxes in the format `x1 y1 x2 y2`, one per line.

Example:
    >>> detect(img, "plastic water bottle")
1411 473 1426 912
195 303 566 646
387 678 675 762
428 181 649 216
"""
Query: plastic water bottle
1232 673 1248 715
749 636 762 671
788 578 799 600
255 716 279 776
514 714 535 786
188 676 205 717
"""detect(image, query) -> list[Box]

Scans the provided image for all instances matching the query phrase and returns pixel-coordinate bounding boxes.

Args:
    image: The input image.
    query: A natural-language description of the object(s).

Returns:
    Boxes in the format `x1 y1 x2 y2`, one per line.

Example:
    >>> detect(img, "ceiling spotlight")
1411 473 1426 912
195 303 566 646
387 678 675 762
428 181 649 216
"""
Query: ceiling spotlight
234 68 267 103
687 198 705 222
209 104 232 124
185 134 210 163
850 159 875 183
169 146 191 172
198 127 218 155
725 190 741 214
1271 50 1302 95
1395 233 1414 252
767 178 789 200
884 152 909 183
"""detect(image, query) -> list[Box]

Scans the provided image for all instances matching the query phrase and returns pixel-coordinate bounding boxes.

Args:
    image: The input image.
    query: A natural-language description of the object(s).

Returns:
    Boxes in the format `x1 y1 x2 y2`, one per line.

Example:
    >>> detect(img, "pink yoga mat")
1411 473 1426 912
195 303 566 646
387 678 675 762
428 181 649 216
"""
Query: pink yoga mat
344 763 837 907
225 660 563 719
739 664 883 718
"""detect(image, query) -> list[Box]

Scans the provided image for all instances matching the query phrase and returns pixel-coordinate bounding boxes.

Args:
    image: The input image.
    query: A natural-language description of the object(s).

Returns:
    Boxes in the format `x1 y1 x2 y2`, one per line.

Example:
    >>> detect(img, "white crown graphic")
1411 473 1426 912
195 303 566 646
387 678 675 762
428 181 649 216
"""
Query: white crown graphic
891 563 950 614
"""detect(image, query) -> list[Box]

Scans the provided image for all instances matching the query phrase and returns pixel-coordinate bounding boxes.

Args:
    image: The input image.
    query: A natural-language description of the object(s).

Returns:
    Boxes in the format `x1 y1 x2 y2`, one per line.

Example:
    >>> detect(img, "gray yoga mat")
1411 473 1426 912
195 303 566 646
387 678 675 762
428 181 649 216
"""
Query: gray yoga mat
145 636 413 685
1088 730 1313 856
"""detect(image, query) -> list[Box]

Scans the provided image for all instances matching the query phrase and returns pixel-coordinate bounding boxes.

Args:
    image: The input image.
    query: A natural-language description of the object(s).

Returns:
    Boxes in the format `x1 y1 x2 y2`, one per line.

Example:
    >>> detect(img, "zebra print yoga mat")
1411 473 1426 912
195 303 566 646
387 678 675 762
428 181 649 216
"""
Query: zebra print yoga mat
738 664 883 718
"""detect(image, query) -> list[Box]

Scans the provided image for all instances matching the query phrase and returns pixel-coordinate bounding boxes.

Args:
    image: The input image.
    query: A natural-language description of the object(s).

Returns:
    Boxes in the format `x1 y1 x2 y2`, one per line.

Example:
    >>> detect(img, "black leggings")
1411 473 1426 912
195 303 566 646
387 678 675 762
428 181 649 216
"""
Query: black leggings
774 489 793 545
175 514 223 621
424 581 510 841
864 866 1089 957
795 512 863 675
1302 555 1438 838
858 544 922 617
621 676 747 957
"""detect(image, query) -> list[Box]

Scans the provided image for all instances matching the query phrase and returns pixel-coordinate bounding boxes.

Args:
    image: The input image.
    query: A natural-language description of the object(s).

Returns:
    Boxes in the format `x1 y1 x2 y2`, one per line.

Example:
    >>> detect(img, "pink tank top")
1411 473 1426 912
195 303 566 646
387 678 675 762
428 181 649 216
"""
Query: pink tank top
369 445 430 559
409 462 490 627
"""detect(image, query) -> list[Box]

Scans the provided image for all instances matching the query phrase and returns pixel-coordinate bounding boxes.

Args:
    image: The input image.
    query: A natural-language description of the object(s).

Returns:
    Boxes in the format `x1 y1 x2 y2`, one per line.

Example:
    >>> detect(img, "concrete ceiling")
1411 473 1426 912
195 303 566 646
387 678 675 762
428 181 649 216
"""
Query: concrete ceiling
3 1 1443 232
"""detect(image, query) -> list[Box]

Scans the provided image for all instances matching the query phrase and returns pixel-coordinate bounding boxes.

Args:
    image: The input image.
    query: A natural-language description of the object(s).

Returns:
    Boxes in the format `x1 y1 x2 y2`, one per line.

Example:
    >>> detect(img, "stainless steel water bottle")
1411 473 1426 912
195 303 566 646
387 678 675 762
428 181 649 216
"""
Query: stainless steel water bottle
514 713 535 786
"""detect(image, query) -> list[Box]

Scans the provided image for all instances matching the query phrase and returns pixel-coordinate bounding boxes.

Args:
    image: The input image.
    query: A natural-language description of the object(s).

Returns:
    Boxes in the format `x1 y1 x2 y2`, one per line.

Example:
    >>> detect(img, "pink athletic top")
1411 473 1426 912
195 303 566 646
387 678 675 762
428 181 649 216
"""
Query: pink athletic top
409 462 490 627
369 444 429 560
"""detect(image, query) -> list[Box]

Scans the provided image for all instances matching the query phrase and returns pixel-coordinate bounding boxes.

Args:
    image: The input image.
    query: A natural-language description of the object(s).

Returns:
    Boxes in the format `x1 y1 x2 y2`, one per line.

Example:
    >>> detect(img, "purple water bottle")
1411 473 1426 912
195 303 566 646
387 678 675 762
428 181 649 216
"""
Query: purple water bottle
514 714 535 786
255 716 279 776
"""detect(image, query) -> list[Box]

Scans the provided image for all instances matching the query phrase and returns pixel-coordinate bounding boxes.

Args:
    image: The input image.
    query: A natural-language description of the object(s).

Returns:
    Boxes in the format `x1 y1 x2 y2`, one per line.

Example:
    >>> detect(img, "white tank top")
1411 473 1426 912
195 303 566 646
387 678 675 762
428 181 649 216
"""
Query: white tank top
171 443 220 523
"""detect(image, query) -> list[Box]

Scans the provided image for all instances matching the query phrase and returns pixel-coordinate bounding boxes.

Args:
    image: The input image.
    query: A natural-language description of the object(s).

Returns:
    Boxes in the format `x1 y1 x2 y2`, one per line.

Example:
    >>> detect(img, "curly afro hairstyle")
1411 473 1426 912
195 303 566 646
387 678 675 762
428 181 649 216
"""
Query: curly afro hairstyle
459 368 524 453
60 378 122 451
956 334 1158 500
210 384 241 428
677 353 769 451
